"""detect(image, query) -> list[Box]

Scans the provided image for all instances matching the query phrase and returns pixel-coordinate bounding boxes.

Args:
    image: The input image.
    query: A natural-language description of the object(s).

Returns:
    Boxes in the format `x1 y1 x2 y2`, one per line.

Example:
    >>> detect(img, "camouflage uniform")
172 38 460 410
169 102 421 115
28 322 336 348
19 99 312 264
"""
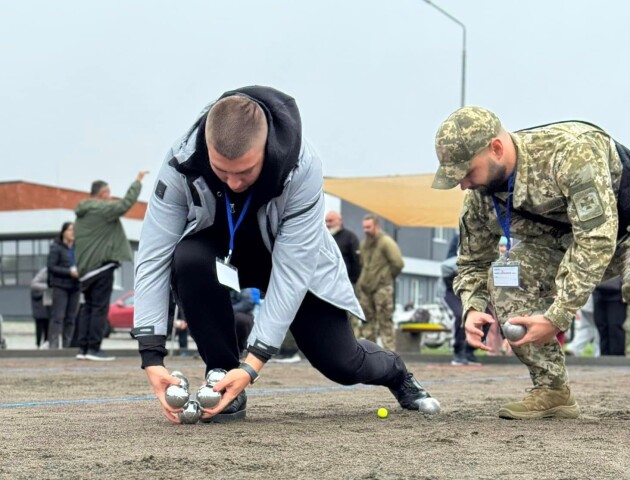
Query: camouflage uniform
433 107 625 389
356 232 404 351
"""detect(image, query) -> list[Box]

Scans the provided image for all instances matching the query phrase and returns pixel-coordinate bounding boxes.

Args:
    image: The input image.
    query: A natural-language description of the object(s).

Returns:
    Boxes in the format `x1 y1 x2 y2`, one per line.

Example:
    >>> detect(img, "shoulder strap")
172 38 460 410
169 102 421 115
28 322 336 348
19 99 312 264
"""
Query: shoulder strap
494 196 572 236
515 120 606 133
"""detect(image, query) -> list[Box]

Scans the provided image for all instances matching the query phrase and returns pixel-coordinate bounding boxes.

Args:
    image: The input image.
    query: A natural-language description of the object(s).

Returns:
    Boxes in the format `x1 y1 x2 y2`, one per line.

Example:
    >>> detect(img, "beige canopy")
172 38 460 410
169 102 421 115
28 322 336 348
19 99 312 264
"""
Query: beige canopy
323 174 465 228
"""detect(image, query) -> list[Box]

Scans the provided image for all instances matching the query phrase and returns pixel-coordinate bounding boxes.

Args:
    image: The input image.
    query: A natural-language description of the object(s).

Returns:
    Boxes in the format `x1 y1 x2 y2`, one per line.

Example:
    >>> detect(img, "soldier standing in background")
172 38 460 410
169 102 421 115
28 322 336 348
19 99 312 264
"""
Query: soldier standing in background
431 106 630 419
356 214 404 351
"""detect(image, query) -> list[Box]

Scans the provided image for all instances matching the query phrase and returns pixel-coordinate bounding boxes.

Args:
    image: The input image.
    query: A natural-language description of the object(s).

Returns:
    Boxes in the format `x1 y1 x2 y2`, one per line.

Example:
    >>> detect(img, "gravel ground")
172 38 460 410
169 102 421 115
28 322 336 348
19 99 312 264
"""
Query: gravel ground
1 357 629 480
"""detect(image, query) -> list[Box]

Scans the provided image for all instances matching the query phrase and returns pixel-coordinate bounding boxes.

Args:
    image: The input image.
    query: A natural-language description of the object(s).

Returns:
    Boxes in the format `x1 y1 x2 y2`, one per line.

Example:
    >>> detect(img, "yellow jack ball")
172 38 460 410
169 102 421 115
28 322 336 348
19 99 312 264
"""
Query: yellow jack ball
377 407 388 419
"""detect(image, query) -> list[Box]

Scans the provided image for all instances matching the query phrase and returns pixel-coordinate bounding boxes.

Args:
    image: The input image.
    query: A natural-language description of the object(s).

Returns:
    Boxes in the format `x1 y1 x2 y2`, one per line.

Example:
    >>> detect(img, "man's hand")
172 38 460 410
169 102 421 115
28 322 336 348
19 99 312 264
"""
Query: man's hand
464 310 495 351
200 354 263 420
145 366 184 424
200 368 251 420
508 314 560 347
136 170 149 182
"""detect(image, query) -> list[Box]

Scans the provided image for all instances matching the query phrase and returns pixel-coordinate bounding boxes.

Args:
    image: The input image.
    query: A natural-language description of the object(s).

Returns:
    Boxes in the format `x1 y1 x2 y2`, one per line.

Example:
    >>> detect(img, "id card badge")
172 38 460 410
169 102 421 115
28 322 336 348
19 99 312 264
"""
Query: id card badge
491 260 521 288
215 258 241 292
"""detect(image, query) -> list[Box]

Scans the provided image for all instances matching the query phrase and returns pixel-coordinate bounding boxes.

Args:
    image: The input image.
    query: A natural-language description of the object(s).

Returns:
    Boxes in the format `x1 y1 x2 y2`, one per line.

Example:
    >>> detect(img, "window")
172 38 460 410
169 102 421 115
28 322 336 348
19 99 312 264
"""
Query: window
433 227 448 243
0 238 54 287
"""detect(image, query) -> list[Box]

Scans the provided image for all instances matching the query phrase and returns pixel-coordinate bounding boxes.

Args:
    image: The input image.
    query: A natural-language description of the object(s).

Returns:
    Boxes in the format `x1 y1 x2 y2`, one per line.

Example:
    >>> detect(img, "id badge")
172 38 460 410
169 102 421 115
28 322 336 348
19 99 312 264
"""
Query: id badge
491 260 520 288
215 258 241 292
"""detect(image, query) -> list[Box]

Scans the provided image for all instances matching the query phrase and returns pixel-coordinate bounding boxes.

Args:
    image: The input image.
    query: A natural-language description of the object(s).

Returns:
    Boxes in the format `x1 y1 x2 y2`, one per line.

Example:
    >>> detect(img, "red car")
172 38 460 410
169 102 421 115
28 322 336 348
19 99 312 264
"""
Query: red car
105 291 134 336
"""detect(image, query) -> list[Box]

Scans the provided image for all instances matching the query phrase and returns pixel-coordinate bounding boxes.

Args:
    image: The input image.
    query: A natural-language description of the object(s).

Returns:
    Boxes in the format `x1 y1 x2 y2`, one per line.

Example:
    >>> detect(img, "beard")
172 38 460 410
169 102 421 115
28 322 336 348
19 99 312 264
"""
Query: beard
477 162 509 195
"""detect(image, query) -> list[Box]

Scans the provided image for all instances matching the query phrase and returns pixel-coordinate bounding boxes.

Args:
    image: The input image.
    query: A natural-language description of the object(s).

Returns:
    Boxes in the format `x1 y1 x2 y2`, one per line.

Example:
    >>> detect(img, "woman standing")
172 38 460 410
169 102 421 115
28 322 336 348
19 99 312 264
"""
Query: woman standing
47 222 80 349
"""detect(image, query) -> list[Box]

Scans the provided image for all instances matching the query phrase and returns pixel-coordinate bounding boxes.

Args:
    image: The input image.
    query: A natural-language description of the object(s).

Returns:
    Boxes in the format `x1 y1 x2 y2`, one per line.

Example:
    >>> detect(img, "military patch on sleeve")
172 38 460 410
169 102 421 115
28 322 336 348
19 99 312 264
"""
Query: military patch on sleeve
573 186 604 222
155 180 167 200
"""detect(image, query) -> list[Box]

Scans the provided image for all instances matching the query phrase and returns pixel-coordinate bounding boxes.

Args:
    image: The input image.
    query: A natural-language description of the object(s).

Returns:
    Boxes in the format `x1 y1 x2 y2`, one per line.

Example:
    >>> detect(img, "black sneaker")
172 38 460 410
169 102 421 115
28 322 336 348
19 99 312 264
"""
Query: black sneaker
389 372 432 410
85 350 115 361
451 354 468 366
465 353 482 366
200 390 247 423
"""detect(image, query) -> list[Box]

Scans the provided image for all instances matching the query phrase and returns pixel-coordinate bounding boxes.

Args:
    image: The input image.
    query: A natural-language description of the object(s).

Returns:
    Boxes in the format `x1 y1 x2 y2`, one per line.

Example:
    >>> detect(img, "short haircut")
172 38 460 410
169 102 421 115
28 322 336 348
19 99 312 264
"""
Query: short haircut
90 180 108 196
363 213 380 225
205 95 267 160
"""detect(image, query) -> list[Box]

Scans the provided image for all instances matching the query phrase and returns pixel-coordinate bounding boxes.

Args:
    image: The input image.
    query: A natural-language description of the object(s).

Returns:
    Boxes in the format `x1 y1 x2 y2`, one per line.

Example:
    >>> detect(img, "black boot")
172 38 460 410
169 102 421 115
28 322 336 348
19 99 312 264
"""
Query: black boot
200 390 247 423
389 372 432 410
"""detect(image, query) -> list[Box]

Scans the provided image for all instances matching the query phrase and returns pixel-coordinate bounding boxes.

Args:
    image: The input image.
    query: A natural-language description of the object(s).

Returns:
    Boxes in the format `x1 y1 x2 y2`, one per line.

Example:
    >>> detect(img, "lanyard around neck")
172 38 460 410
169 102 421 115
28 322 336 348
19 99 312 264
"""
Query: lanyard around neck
491 172 515 256
224 188 252 264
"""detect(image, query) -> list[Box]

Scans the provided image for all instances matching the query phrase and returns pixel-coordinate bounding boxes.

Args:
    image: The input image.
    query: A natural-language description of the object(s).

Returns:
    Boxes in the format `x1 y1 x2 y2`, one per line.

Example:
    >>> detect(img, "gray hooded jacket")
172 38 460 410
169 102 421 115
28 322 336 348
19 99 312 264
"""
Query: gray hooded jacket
133 87 363 360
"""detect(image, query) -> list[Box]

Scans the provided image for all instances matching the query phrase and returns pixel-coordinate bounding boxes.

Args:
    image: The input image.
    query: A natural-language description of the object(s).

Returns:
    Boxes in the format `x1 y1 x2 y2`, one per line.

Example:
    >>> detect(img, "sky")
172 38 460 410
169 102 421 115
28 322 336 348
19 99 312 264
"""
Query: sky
2 0 630 203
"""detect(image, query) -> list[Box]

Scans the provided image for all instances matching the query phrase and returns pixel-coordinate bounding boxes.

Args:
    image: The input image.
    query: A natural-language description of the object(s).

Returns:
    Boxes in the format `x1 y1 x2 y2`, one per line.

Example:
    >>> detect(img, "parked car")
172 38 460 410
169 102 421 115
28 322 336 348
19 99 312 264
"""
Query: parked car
105 291 134 336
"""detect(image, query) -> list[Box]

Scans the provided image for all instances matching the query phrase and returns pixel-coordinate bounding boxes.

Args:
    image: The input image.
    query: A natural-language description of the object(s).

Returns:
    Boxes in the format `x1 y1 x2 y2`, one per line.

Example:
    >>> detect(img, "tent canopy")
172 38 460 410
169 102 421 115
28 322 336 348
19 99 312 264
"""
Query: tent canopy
323 174 465 228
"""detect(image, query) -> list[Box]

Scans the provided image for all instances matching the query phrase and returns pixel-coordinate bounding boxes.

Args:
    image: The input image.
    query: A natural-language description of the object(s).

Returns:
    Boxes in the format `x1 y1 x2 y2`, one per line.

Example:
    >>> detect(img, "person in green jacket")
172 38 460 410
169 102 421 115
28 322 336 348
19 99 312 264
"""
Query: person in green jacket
74 172 147 361
356 214 404 351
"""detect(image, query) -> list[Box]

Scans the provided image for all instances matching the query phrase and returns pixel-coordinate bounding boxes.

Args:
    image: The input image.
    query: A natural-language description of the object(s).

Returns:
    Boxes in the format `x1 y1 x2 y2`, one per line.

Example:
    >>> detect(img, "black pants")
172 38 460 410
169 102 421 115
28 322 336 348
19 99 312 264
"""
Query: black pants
171 229 407 387
34 317 49 347
445 289 474 357
77 269 115 353
49 287 80 349
593 293 627 355
234 312 254 353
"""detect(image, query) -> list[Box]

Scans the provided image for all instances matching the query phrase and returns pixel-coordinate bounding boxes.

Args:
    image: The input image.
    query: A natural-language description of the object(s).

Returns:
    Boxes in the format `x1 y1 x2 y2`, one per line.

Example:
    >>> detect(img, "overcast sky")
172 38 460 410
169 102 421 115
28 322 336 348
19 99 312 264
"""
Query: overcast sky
2 0 629 202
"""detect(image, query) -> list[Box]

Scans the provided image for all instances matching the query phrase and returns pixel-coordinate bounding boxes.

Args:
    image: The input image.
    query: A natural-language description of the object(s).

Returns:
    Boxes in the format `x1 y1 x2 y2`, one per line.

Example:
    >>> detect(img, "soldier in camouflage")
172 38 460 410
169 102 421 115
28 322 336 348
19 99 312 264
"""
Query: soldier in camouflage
356 214 405 351
431 106 627 419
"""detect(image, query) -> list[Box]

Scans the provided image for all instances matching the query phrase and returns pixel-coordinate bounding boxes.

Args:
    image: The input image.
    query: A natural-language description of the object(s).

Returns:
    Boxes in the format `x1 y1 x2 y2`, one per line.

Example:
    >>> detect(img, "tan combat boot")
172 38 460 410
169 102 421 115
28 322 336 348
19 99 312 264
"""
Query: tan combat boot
498 385 580 419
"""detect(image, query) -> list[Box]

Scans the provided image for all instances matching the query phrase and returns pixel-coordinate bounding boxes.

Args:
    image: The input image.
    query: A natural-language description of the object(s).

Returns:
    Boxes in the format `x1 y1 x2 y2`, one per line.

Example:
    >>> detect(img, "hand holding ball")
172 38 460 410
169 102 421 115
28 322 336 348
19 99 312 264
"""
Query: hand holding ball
503 320 527 342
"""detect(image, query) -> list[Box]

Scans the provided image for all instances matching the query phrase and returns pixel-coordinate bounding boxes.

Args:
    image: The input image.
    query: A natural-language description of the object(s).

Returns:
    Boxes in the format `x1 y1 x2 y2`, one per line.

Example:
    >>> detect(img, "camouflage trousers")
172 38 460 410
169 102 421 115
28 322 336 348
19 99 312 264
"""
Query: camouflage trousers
488 241 569 388
357 285 395 351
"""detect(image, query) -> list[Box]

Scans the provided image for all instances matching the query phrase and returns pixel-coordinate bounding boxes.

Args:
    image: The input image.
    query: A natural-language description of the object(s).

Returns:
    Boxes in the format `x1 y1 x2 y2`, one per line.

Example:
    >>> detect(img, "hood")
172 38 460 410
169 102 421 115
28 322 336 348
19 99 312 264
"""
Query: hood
177 85 302 202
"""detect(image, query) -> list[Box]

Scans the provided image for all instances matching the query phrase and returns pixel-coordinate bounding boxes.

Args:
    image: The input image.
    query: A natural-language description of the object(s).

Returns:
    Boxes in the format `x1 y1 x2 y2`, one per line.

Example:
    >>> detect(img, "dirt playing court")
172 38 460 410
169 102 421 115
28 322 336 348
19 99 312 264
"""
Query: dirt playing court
1 356 629 479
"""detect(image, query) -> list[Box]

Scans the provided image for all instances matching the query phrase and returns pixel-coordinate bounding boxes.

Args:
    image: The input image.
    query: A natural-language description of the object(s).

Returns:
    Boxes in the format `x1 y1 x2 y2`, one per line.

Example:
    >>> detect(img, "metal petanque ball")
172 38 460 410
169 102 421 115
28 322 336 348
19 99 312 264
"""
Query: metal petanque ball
171 371 189 390
503 320 527 342
165 384 189 409
179 400 202 424
418 397 441 416
197 385 222 409
206 368 227 386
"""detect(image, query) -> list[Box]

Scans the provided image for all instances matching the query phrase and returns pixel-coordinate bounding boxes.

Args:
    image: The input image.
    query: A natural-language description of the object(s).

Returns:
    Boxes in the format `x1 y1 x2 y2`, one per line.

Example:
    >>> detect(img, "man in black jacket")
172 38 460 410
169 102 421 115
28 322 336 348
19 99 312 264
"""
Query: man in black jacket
325 211 361 285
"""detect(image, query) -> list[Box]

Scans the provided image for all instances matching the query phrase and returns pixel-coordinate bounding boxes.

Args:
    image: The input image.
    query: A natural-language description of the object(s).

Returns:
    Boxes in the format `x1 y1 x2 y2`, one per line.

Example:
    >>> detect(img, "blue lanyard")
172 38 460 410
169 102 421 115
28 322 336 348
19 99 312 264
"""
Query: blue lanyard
69 246 76 266
224 188 252 263
491 173 515 256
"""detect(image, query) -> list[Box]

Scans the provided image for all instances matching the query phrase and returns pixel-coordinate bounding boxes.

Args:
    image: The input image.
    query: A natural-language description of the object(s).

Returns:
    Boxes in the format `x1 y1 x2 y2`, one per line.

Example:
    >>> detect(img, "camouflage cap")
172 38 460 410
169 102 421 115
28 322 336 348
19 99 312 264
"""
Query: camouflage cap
431 106 502 190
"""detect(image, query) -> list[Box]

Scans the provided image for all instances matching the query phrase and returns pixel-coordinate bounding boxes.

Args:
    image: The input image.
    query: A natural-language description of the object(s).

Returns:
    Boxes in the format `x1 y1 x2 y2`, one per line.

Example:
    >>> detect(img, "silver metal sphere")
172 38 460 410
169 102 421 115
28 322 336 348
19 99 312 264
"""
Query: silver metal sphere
165 384 189 409
179 400 202 424
170 371 189 390
418 397 441 416
197 385 222 409
205 368 227 386
503 320 527 342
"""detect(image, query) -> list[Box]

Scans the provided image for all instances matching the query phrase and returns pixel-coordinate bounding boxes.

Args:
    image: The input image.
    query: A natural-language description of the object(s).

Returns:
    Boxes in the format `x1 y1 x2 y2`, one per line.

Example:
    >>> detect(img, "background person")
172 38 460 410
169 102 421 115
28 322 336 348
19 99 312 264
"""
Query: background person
592 277 626 355
74 173 147 361
565 295 600 357
232 288 255 358
46 222 80 349
356 214 404 351
440 233 482 366
30 267 52 349
325 210 361 285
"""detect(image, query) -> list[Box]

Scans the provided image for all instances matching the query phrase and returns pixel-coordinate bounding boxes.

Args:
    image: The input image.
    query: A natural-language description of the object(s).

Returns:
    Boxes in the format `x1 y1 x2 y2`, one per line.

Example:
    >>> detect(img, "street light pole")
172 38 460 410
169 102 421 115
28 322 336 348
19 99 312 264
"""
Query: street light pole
422 0 467 107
